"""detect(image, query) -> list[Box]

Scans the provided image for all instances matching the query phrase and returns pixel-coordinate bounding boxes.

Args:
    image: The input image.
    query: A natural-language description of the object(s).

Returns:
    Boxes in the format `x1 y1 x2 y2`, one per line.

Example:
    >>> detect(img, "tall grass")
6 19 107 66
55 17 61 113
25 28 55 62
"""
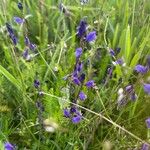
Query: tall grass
0 0 150 149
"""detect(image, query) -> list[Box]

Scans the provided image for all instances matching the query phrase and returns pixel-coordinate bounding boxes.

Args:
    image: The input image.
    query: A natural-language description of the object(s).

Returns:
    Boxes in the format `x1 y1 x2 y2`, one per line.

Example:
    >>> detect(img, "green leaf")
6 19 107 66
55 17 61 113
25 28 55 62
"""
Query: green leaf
0 65 21 90
125 25 131 64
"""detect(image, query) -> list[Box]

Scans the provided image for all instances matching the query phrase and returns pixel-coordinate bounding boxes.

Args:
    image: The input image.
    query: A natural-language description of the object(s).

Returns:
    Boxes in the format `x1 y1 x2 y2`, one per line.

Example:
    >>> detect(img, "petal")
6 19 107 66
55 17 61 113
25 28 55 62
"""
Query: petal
86 31 96 42
72 115 81 124
145 118 150 128
14 17 24 24
135 65 147 74
143 84 150 94
77 20 87 37
75 48 82 58
85 80 95 88
79 91 87 101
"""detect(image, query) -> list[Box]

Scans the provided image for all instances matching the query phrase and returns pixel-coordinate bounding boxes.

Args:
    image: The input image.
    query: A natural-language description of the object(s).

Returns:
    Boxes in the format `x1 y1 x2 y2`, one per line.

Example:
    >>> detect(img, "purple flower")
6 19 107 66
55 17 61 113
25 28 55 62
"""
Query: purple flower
70 106 77 113
130 92 137 101
72 115 82 123
77 20 87 38
109 49 115 56
22 49 29 58
116 47 121 54
75 48 82 58
115 59 123 65
29 43 36 51
125 85 133 93
24 36 30 46
9 34 18 45
22 49 31 61
34 80 40 88
145 118 150 128
141 143 150 150
72 77 81 85
79 91 87 101
18 2 23 10
134 65 148 74
4 142 14 150
86 31 97 42
107 67 113 77
143 84 150 95
79 73 85 82
76 61 83 72
85 80 95 88
6 23 14 35
14 17 24 24
63 108 70 118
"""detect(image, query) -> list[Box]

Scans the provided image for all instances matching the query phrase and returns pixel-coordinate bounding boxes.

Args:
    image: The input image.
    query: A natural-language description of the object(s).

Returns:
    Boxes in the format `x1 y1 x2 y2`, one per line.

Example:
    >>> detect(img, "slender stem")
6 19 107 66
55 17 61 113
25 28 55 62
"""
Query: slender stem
43 92 146 143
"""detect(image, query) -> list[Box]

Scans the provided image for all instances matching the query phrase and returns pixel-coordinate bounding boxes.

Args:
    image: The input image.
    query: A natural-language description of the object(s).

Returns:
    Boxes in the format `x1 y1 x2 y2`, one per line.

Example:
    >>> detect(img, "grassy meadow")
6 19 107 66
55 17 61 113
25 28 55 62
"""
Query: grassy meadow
0 0 150 149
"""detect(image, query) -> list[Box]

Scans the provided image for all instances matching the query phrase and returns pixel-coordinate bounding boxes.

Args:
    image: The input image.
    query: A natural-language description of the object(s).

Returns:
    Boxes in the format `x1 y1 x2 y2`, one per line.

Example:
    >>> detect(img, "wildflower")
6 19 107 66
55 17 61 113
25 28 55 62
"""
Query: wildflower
107 67 113 77
6 23 18 45
134 65 148 74
116 47 121 54
9 34 18 45
6 23 14 35
85 80 95 88
18 2 23 10
63 108 70 118
141 143 150 150
76 61 83 72
117 95 127 109
109 49 115 56
145 118 150 128
70 106 77 113
72 115 82 123
79 91 87 101
86 31 97 42
34 79 40 88
14 17 24 24
115 59 123 65
77 19 87 38
130 92 137 101
4 142 14 150
75 47 82 58
22 49 31 61
24 36 30 46
72 77 81 85
143 83 150 95
29 43 36 51
125 85 133 93
79 73 85 82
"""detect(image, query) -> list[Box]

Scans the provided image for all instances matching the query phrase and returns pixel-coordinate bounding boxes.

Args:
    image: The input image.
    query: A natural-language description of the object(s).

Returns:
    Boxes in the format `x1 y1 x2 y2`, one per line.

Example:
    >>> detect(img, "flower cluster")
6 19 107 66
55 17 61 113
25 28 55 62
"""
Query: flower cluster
117 84 137 109
63 19 97 123
6 23 18 45
77 19 97 42
6 2 36 61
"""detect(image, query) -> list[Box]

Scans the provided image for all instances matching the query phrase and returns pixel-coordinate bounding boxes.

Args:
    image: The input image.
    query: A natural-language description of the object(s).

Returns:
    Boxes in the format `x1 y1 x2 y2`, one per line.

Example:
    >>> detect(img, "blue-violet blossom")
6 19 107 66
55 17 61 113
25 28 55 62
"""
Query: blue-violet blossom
145 118 150 128
86 31 96 42
135 65 148 74
143 84 150 95
4 142 14 150
79 91 87 101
